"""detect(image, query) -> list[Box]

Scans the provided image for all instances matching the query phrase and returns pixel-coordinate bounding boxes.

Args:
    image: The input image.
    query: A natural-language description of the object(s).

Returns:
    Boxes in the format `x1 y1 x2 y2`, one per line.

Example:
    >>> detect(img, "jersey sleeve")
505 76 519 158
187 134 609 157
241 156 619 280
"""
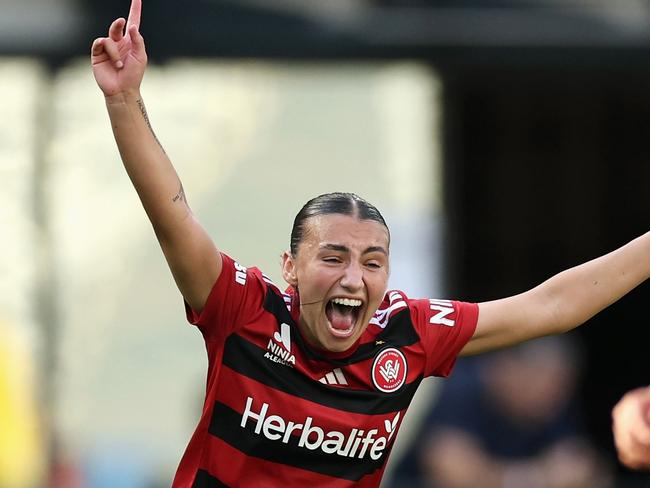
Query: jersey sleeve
185 253 267 343
409 298 479 378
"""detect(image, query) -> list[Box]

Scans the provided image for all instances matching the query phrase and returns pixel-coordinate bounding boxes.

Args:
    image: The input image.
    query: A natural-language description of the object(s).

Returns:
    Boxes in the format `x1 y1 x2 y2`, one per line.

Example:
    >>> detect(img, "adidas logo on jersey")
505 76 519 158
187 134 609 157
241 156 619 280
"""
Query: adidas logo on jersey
264 322 295 367
318 368 348 386
240 396 401 461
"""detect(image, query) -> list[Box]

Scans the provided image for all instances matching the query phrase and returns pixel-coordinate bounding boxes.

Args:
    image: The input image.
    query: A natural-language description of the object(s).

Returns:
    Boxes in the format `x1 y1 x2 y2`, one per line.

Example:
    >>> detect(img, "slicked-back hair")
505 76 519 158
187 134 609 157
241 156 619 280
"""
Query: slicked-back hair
290 192 390 256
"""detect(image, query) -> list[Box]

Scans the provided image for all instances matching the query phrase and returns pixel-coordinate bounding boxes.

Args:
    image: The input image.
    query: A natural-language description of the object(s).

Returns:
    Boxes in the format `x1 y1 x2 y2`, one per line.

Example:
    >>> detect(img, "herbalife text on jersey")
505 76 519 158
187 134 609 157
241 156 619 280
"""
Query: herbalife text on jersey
240 396 398 460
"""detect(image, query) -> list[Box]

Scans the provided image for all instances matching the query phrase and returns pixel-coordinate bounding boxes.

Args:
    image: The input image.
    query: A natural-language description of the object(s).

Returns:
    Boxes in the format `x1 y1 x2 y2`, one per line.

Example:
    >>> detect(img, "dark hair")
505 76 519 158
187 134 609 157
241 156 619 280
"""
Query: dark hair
290 192 390 255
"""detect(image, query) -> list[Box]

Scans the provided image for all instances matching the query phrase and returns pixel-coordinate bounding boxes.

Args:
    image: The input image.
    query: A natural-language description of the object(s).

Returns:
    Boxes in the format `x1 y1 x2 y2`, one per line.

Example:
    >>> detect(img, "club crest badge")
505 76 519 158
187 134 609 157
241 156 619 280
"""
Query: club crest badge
371 348 407 393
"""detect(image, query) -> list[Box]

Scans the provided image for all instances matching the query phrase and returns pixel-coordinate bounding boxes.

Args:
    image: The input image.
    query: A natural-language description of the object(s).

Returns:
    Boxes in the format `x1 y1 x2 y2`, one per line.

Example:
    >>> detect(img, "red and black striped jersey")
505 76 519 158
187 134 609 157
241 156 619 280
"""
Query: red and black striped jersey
172 254 478 488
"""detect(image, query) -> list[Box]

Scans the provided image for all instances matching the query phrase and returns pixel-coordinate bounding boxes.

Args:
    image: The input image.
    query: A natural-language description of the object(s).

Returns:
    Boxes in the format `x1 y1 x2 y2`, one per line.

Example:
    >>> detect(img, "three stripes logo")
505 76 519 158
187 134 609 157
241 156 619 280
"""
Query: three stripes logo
318 368 348 386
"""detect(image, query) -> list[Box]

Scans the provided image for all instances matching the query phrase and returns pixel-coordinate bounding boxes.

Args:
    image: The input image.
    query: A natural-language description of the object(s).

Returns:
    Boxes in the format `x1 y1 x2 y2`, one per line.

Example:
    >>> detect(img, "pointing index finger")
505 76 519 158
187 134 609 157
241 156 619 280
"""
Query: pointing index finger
126 0 142 31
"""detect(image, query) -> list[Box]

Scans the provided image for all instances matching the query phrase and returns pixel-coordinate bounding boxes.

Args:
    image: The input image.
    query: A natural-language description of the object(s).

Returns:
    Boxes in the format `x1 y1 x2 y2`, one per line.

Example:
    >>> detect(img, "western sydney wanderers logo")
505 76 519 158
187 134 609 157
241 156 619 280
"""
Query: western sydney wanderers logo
371 348 407 393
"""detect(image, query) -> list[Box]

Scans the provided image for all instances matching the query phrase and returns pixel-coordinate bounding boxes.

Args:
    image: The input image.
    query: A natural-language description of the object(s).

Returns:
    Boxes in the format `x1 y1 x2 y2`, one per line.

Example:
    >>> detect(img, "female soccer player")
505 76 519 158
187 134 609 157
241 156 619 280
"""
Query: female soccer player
91 1 650 485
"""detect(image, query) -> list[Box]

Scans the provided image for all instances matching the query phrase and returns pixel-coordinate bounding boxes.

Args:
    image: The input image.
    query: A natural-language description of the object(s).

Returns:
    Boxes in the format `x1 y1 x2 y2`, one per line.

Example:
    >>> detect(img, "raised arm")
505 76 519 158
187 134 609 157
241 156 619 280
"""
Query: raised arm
462 231 650 355
91 0 221 312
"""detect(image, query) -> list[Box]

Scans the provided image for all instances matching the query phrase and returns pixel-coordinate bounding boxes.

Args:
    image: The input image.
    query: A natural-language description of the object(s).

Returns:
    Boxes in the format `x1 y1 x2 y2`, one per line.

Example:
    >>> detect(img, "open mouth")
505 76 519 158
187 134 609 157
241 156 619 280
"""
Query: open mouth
325 297 363 338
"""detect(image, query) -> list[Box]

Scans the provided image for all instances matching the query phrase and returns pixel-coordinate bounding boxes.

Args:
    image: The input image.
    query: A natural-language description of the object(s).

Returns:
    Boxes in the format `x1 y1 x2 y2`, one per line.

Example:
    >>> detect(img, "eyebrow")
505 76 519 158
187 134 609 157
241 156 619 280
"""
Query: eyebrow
320 243 388 256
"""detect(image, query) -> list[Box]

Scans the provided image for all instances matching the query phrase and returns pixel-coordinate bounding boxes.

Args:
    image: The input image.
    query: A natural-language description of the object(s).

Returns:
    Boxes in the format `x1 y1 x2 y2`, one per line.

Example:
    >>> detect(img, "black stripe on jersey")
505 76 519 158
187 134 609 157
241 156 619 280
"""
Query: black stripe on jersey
208 401 387 482
263 288 421 366
222 333 422 414
192 470 229 488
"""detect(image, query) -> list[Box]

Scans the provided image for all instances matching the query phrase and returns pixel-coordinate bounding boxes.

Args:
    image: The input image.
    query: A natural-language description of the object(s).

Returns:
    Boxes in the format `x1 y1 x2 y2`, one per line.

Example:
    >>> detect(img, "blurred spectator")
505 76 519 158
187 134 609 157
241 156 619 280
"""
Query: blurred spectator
389 336 612 488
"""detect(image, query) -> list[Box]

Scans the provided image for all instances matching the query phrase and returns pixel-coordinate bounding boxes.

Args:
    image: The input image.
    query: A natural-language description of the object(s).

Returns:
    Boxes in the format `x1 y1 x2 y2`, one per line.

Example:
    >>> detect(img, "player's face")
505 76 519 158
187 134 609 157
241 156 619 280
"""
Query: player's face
282 213 390 353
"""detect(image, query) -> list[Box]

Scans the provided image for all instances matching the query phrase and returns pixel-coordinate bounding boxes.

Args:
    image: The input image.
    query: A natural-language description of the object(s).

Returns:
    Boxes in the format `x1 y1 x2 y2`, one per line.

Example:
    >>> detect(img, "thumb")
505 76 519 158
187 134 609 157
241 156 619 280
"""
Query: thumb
91 37 105 58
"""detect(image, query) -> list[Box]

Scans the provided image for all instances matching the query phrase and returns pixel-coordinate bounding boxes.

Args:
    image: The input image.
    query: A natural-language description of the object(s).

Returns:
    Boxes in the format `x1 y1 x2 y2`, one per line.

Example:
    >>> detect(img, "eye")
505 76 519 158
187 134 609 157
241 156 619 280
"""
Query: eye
323 256 342 264
365 261 383 269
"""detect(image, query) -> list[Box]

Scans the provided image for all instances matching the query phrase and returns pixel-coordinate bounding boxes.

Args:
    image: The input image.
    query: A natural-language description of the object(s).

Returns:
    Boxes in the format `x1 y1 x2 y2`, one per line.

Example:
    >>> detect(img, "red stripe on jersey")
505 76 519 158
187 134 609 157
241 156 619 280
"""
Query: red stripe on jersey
197 435 385 487
216 363 406 435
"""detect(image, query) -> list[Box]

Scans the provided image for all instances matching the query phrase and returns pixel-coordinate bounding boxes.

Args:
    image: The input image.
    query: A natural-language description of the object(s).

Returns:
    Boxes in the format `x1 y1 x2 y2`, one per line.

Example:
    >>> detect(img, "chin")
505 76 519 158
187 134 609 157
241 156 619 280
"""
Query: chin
324 340 354 353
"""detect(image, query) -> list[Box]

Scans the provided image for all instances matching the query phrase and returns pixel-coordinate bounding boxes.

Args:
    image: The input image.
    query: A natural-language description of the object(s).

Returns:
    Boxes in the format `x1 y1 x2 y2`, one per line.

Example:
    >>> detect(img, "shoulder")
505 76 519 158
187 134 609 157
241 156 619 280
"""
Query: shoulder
369 290 410 329
219 253 280 293
370 290 478 330
203 253 281 316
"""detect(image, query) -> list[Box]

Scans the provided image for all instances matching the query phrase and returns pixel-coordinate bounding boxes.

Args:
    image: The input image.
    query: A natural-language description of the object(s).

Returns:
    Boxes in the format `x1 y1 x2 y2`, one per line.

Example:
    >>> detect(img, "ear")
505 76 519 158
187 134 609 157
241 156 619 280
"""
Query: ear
281 250 298 286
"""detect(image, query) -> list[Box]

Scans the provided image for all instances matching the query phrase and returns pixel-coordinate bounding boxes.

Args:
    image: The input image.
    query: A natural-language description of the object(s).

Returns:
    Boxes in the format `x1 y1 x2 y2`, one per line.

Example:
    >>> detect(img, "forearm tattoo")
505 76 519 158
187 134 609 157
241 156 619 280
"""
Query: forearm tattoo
136 98 165 153
172 183 188 205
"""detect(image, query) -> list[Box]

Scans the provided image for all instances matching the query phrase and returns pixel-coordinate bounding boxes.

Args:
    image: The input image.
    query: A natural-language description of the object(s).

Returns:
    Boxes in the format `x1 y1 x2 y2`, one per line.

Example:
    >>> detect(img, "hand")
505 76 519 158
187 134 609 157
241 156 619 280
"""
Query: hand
612 386 650 470
91 0 147 98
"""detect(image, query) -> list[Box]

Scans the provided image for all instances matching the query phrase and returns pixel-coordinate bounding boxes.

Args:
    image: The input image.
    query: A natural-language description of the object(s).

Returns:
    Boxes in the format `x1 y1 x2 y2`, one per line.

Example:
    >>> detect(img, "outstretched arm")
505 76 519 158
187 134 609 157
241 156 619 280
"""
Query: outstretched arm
462 231 650 354
91 0 221 313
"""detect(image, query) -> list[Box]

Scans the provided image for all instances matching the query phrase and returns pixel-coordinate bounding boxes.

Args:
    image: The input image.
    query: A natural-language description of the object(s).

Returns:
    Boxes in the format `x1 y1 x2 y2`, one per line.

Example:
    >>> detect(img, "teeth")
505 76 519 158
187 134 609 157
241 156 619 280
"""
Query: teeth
331 297 362 307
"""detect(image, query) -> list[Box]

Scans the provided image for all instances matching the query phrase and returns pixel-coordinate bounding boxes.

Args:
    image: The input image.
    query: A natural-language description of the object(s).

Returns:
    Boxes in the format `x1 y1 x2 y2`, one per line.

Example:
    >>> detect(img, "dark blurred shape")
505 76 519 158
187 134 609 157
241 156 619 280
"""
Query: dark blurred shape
79 0 650 61
84 0 350 60
0 0 85 60
373 0 546 6
441 65 650 487
389 336 612 488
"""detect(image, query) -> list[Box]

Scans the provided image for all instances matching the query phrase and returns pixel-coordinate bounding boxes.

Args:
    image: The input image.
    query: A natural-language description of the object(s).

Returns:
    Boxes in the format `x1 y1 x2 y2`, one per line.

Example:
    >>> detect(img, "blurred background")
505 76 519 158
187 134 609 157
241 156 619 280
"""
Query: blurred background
2 0 650 486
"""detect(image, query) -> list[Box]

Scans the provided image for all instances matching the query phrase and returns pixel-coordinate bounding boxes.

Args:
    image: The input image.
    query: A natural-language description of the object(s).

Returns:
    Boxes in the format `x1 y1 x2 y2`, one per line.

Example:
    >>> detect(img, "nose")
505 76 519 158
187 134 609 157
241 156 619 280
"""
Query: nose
340 262 363 291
